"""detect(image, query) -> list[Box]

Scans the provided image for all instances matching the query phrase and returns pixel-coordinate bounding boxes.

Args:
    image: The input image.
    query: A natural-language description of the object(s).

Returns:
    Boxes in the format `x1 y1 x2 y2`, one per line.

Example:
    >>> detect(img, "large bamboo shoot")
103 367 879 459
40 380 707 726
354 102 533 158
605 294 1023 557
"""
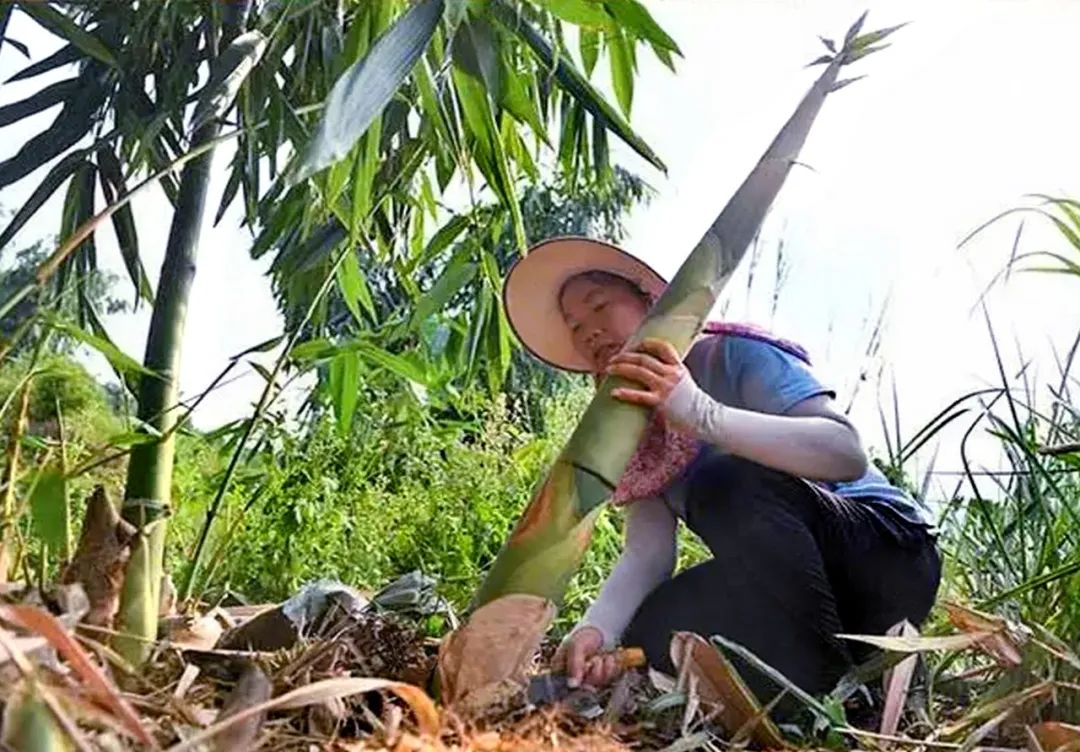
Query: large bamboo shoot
473 16 894 608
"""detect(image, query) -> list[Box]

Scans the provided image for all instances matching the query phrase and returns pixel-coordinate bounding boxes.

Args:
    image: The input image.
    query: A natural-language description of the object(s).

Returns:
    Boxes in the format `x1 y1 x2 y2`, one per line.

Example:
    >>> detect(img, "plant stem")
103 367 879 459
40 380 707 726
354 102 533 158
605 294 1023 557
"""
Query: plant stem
179 243 352 602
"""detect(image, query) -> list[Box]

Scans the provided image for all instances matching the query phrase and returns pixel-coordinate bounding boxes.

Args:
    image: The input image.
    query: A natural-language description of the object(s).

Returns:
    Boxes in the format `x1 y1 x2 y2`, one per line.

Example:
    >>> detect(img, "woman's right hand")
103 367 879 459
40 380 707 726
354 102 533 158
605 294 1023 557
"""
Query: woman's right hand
553 626 625 689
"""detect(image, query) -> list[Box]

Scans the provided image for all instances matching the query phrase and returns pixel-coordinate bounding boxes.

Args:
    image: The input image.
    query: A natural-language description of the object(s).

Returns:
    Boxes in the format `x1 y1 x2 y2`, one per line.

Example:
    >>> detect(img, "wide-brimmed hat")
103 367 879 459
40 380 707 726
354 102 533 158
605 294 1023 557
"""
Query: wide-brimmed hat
503 237 667 373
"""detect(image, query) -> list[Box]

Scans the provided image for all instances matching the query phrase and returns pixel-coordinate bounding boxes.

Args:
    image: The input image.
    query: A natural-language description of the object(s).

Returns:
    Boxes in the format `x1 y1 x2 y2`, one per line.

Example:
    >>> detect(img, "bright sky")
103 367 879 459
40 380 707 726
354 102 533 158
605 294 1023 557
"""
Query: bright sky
2 1 1079 498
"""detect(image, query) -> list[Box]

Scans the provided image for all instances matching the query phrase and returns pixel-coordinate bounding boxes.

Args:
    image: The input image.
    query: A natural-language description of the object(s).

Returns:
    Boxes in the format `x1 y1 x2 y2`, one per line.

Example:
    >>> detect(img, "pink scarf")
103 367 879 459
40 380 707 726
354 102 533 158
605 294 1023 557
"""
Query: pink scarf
610 322 811 506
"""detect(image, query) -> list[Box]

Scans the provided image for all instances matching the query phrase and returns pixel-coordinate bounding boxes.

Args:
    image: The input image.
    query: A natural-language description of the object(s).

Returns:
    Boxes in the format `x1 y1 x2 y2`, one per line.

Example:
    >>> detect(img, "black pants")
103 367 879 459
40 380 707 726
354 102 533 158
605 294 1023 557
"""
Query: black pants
622 455 941 706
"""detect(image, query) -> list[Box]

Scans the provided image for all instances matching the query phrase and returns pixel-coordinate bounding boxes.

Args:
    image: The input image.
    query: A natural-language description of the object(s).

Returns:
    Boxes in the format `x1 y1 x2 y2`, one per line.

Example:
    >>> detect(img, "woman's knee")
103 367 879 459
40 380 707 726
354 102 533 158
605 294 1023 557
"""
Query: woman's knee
685 455 819 554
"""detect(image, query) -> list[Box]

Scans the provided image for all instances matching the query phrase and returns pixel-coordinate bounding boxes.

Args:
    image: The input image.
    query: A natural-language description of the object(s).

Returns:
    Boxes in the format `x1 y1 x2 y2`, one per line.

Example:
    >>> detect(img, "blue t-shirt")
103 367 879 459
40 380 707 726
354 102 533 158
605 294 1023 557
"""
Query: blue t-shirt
662 333 933 532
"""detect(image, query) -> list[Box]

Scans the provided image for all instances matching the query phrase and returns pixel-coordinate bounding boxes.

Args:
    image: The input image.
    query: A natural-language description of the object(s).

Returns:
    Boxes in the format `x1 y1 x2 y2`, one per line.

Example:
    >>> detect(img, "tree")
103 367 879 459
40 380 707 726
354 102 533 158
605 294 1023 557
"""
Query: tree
0 229 127 358
304 167 651 433
0 0 676 662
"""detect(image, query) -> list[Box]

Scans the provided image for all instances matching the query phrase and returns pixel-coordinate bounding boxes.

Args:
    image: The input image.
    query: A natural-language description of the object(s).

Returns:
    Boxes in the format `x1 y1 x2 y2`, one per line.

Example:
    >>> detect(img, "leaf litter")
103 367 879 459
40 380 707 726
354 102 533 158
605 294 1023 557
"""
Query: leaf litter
1 565 1078 751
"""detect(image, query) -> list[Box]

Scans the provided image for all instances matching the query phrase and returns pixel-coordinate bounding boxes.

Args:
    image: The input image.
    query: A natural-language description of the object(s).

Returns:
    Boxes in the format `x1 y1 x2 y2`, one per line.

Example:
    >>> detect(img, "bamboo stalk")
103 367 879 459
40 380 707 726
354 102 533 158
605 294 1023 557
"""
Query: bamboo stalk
472 17 887 608
113 7 256 665
0 380 32 583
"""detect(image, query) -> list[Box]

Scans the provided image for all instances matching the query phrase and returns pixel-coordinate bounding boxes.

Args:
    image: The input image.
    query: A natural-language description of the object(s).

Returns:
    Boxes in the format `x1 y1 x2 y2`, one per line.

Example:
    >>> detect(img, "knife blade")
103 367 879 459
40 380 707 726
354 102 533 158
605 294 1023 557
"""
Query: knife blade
526 646 646 708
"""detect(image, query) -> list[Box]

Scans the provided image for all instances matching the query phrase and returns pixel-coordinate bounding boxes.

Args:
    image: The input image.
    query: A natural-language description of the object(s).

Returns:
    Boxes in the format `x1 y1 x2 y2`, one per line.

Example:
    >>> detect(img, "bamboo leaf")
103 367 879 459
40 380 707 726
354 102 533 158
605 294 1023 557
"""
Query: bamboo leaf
190 31 268 133
852 23 908 50
292 0 444 183
49 318 156 381
579 28 600 78
410 213 472 272
28 466 67 555
603 0 681 54
2 36 28 58
328 351 361 433
0 78 79 127
819 36 836 53
452 15 501 96
0 97 99 189
105 432 160 449
336 249 376 324
843 10 869 47
289 338 335 363
17 3 117 68
844 43 890 64
5 43 80 83
608 29 634 117
0 151 86 253
490 0 665 172
353 342 429 386
410 253 477 328
452 67 525 250
96 148 152 305
214 167 242 226
0 5 11 48
499 58 546 137
537 0 613 28
829 76 866 93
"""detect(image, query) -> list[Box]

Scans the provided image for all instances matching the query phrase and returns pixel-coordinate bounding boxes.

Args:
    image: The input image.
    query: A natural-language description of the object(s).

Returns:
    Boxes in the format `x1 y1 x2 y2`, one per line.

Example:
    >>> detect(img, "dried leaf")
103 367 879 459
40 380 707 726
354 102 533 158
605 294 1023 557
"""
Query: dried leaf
668 632 787 749
0 604 156 747
162 613 225 651
943 602 1026 666
880 620 919 736
437 594 555 707
215 604 297 651
212 662 273 752
173 664 201 701
838 631 998 653
166 677 439 752
59 487 136 628
1030 722 1080 752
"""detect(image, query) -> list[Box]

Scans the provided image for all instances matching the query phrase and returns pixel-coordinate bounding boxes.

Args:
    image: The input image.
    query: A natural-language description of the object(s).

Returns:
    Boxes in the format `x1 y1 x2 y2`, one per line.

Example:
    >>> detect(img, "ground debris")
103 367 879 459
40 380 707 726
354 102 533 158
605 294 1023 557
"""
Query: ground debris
59 486 136 629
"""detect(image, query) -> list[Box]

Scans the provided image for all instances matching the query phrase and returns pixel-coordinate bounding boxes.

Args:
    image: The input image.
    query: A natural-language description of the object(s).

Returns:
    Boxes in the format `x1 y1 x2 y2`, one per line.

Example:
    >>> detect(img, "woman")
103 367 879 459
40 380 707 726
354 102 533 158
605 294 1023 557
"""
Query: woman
503 237 940 706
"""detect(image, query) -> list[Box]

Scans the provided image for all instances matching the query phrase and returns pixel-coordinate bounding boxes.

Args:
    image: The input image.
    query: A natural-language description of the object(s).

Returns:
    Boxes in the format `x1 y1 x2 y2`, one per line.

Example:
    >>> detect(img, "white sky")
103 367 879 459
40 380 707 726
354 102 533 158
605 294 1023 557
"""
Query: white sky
2 1 1079 498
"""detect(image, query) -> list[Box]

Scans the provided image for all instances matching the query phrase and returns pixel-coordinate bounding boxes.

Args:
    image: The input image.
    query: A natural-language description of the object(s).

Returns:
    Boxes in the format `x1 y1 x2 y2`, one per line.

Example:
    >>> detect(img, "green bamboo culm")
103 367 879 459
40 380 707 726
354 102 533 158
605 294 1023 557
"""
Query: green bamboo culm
113 2 260 666
472 13 902 609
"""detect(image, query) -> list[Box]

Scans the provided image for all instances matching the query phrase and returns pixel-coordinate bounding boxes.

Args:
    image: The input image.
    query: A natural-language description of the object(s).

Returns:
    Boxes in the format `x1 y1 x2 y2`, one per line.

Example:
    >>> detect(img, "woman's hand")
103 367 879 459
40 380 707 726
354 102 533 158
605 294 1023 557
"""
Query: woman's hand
552 626 627 689
607 338 689 408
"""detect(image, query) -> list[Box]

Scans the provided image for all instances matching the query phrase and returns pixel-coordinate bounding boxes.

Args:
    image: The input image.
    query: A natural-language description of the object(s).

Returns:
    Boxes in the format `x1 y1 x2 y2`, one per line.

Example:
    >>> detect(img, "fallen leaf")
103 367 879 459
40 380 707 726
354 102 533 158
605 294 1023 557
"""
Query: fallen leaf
838 631 997 653
437 593 555 708
212 662 273 752
669 632 787 749
880 620 919 736
1030 722 1080 752
166 677 439 752
943 602 1026 667
215 603 298 651
0 603 157 748
59 487 136 629
162 612 225 651
173 664 201 701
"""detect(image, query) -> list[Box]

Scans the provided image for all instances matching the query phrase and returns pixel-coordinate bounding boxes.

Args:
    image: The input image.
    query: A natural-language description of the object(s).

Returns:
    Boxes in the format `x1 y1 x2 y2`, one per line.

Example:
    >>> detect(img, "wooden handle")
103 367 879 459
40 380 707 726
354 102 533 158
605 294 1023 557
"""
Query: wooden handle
616 646 647 669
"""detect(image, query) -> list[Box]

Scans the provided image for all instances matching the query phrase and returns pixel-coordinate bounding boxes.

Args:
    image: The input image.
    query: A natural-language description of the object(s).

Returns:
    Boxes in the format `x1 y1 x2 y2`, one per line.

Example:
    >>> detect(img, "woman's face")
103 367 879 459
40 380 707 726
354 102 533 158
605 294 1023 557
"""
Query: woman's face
559 275 649 374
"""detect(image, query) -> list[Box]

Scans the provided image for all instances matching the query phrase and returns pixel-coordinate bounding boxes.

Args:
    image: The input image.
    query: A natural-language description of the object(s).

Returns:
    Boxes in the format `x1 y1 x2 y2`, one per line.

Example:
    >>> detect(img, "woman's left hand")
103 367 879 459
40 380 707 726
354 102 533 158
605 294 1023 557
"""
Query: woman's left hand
607 338 689 408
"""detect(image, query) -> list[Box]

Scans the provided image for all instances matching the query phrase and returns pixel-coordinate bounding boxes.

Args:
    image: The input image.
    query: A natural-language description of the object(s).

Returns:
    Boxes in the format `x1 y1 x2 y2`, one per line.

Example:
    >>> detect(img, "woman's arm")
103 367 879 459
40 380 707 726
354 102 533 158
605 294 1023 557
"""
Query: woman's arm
666 382 868 482
576 496 677 649
608 339 868 483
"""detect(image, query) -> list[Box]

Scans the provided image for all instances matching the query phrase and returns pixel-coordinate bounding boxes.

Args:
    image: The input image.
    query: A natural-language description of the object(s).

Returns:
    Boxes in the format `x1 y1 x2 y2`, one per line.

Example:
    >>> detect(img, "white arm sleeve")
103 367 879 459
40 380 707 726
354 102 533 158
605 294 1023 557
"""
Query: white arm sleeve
576 496 677 649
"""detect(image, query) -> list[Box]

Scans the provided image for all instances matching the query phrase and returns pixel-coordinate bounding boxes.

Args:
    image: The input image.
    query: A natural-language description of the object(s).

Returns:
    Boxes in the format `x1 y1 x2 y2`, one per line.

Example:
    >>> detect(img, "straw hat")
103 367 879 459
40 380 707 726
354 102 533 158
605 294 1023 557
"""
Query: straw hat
503 237 667 373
